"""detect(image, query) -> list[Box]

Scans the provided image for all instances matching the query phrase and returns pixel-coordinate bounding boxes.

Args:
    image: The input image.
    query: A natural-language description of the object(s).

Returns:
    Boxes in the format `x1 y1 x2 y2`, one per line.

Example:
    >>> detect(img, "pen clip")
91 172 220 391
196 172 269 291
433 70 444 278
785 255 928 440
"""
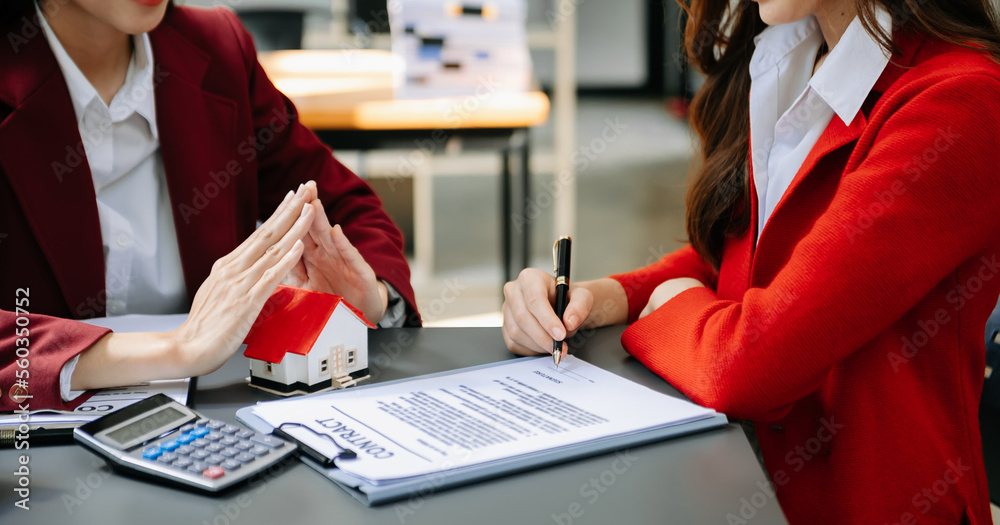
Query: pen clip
553 240 560 275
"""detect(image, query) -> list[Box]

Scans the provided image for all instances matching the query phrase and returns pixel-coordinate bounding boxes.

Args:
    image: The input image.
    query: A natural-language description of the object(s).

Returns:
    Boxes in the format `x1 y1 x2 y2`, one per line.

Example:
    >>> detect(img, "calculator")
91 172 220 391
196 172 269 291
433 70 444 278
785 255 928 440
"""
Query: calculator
74 394 297 493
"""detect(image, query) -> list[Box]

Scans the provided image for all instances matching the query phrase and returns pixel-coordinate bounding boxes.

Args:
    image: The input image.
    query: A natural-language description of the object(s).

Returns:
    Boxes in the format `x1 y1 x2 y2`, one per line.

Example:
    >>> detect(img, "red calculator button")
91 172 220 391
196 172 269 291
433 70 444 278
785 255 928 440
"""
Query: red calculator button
202 466 225 479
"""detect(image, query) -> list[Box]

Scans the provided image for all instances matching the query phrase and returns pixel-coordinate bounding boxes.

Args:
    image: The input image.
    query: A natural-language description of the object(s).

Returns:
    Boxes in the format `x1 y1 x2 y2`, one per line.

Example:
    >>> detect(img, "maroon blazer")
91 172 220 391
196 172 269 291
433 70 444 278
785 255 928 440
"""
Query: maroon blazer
0 5 420 411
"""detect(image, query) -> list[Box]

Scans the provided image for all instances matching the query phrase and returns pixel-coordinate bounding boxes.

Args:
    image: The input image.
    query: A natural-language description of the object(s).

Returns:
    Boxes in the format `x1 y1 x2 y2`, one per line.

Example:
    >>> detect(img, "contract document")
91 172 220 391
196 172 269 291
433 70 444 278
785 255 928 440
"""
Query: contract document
249 355 720 485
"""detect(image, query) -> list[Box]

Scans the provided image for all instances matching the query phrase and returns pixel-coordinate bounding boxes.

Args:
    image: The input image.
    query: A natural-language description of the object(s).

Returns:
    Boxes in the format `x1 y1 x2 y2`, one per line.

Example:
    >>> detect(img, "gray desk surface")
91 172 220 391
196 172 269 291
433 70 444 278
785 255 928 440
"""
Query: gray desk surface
0 326 788 525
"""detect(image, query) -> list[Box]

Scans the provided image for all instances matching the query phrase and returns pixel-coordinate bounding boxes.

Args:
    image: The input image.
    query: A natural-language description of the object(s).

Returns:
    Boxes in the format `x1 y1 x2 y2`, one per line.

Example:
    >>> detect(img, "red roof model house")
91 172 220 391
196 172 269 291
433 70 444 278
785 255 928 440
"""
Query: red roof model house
242 285 375 396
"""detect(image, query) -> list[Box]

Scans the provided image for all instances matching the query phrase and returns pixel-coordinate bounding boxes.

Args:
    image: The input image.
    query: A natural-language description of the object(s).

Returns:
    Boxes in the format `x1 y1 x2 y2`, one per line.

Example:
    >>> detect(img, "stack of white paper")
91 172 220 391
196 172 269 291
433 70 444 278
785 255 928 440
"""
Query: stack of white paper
251 355 718 485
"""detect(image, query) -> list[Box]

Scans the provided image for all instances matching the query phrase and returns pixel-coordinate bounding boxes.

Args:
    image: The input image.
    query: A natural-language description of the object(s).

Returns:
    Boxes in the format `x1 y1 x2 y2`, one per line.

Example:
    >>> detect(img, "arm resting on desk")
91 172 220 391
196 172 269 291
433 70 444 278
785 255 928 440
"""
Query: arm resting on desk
0 311 107 411
615 79 1000 421
609 245 718 324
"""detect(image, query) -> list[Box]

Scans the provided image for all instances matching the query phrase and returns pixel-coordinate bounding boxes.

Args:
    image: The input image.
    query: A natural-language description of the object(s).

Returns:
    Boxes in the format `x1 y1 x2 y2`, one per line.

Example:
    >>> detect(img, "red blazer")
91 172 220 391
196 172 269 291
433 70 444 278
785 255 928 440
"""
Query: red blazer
0 5 419 411
612 31 1000 524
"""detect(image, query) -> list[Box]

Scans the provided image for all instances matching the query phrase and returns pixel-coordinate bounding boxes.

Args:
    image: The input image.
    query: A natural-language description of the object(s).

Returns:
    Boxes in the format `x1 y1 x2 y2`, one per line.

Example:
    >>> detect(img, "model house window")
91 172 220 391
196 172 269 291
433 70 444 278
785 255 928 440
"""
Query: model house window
347 349 356 366
265 363 273 374
320 358 329 374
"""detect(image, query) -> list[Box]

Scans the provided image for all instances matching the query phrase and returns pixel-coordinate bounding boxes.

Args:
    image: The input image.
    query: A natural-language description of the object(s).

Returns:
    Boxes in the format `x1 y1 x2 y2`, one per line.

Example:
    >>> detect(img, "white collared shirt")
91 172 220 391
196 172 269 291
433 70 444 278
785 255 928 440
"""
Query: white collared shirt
37 3 187 400
36 3 188 316
749 8 892 241
37 3 407 400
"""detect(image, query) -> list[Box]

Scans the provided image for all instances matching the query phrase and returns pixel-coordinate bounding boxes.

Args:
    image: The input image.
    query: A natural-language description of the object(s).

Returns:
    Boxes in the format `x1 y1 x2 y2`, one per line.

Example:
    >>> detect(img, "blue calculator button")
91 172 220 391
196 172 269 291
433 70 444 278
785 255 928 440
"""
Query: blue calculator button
142 447 162 460
177 433 196 445
160 440 179 452
191 427 210 438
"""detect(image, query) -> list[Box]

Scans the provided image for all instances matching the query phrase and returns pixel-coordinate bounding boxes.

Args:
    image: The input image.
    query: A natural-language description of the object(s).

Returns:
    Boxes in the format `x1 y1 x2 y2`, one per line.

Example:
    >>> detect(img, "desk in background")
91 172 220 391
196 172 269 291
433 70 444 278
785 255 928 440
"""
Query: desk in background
0 326 787 525
260 50 550 281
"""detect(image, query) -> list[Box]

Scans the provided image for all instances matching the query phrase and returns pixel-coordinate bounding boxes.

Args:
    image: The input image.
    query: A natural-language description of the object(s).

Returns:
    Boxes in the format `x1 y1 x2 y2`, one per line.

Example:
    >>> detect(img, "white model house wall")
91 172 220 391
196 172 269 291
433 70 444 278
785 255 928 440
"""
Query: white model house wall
305 342 333 386
323 306 369 374
248 352 308 385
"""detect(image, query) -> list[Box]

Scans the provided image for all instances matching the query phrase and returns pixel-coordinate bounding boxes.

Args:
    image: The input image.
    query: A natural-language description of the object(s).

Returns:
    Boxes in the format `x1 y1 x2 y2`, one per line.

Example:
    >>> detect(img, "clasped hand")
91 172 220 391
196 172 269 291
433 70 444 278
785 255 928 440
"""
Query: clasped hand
172 181 385 377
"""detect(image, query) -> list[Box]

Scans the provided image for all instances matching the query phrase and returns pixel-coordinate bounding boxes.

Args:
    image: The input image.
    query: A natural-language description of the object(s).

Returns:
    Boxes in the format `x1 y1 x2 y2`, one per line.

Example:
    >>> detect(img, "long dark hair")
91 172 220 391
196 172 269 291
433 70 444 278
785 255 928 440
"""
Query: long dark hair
680 0 1000 270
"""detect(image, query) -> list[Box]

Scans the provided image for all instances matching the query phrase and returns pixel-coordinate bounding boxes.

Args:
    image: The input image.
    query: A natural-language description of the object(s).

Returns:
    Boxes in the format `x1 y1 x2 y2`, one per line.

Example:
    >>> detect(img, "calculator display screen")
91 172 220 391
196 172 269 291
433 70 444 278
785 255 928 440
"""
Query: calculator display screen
105 407 187 447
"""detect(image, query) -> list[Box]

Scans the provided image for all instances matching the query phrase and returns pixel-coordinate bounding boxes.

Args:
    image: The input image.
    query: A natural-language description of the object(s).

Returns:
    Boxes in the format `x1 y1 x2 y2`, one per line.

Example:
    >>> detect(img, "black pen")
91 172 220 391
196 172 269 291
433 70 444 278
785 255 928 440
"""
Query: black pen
552 236 572 368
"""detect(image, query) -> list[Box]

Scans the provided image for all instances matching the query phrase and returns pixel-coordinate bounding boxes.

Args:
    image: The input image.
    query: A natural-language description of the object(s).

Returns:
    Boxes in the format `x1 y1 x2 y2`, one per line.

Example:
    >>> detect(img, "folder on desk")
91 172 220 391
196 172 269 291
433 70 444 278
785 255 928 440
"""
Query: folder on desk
236 356 727 506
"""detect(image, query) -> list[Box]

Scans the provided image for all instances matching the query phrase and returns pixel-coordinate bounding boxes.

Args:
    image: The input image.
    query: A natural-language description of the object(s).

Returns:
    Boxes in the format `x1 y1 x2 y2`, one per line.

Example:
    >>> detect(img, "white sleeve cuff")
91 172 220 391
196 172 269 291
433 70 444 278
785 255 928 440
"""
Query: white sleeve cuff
378 280 407 328
59 355 87 402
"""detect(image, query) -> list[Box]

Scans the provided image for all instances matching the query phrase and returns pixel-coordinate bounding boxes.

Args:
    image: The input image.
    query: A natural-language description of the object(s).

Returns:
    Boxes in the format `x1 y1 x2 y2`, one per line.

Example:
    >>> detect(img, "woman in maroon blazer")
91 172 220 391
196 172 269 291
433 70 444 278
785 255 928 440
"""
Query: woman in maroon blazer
504 0 1000 523
0 0 419 410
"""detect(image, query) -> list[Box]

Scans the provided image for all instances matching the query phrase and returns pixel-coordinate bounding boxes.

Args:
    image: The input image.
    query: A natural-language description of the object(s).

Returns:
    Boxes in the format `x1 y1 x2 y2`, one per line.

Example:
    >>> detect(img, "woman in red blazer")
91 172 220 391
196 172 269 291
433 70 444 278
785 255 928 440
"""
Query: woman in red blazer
0 1 419 411
504 0 1000 523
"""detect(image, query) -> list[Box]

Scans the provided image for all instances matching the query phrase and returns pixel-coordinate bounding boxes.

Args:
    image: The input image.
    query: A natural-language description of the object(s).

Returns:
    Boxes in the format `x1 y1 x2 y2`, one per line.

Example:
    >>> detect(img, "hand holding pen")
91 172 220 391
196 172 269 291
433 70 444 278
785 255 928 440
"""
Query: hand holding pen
502 239 629 360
